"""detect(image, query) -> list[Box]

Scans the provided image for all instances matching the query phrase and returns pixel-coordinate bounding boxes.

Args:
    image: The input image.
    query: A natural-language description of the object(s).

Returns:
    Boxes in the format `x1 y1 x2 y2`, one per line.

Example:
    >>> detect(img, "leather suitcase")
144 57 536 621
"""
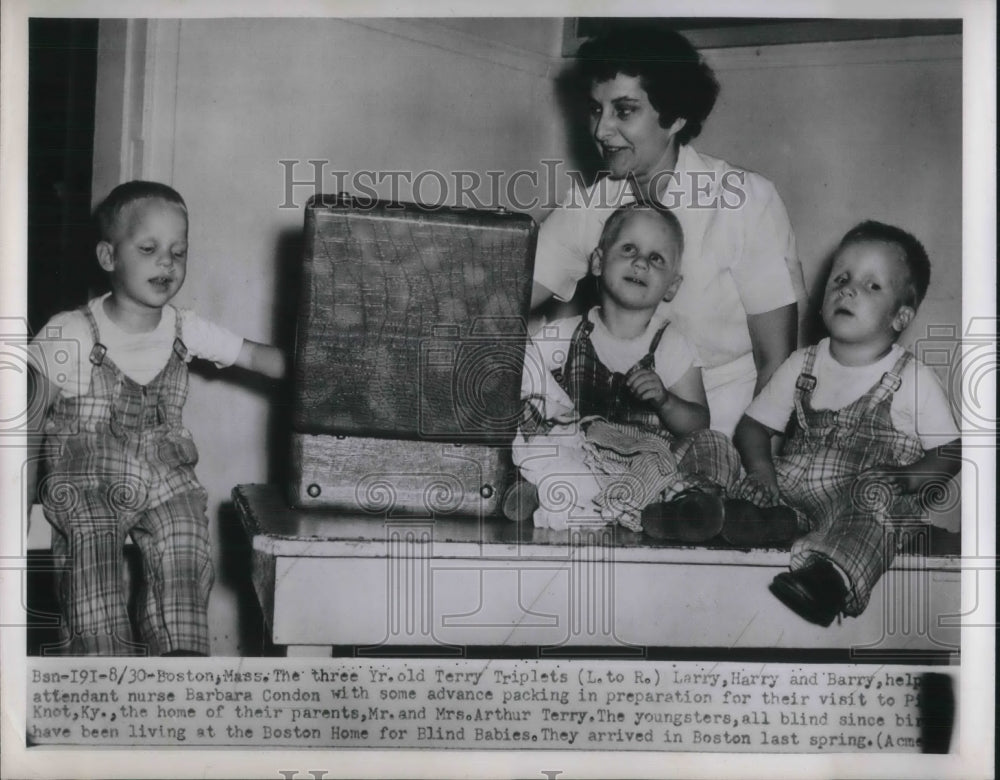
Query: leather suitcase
290 194 536 514
289 434 512 516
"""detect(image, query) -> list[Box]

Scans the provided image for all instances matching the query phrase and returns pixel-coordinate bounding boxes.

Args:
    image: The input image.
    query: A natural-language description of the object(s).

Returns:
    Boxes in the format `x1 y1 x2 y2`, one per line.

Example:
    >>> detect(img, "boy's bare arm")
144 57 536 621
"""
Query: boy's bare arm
734 414 781 496
628 365 710 436
234 340 286 379
747 303 797 394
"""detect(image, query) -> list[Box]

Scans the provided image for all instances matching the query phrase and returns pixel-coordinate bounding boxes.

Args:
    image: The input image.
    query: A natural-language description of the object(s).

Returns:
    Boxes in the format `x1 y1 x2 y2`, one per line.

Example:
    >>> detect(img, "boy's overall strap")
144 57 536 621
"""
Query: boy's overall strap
645 319 671 357
795 344 820 395
791 344 820 430
866 349 913 411
633 319 671 372
552 315 592 387
171 306 189 360
80 304 107 366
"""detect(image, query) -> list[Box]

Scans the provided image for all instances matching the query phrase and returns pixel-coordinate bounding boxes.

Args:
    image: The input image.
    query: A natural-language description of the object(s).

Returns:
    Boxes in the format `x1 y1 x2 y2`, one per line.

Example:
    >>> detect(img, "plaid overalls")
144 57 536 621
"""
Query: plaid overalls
552 315 738 493
737 345 925 615
40 306 213 655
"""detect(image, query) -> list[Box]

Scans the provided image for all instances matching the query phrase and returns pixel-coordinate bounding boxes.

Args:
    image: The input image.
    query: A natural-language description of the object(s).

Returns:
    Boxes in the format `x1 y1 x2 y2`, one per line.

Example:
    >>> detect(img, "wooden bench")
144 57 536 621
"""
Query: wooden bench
234 484 961 659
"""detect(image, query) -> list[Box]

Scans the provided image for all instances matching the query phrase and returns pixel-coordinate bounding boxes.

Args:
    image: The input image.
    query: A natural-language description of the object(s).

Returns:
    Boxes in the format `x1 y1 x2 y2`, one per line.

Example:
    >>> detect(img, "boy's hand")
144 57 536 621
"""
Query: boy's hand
733 414 782 502
630 365 710 436
745 468 781 505
627 368 671 411
851 466 907 512
235 340 286 380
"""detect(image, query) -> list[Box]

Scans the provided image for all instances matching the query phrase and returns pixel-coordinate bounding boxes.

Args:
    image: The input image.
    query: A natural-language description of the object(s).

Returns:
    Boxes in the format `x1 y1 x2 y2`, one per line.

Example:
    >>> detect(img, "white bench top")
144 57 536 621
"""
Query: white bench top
234 484 961 571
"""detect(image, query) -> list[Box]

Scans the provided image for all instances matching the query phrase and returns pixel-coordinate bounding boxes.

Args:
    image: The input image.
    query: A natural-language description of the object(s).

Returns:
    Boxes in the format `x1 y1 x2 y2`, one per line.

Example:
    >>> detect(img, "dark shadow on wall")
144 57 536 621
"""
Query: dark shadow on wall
215 501 283 656
553 61 603 190
802 244 838 346
201 227 301 657
183 227 301 488
28 19 101 333
266 227 304 487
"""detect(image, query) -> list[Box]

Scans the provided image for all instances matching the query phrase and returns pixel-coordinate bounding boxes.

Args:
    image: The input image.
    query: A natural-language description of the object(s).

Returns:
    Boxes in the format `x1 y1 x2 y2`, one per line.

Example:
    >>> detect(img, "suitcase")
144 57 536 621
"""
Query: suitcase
290 194 536 515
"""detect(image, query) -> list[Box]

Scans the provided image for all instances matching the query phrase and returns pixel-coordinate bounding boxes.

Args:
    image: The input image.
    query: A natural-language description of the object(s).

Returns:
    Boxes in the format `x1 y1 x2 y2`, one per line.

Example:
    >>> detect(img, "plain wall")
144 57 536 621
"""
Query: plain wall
95 18 566 654
90 21 963 654
696 37 961 348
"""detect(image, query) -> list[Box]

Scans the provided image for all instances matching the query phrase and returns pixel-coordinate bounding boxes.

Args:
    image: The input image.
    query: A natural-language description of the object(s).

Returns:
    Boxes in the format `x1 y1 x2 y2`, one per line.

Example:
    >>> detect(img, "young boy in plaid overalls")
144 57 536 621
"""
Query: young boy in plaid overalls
511 203 738 538
28 181 285 655
726 221 960 626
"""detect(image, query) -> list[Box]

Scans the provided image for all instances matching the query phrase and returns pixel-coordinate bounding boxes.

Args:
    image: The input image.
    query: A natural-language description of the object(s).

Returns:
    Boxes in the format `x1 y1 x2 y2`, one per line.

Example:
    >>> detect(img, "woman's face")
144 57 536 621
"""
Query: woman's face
589 74 683 182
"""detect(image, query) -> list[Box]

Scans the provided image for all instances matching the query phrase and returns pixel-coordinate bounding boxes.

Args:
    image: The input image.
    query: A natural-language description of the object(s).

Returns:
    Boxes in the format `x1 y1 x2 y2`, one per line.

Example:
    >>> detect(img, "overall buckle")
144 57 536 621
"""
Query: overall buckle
795 373 817 393
881 372 903 392
89 343 107 366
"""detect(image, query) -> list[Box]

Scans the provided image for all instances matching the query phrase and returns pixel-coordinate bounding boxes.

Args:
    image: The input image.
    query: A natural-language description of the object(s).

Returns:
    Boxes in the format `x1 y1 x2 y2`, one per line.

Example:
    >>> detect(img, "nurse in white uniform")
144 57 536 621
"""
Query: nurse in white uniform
531 25 806 437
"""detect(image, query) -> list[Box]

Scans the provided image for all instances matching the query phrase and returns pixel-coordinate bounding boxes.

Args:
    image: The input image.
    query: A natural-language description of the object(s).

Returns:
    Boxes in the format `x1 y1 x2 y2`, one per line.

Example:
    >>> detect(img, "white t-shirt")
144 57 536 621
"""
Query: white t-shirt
32 293 244 396
745 338 960 450
523 307 699 421
533 144 805 372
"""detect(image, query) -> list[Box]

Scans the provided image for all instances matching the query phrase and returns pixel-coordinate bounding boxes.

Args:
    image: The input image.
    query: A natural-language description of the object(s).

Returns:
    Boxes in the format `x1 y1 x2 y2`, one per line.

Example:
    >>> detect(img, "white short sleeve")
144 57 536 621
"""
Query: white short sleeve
533 197 593 302
728 175 802 316
30 309 93 397
743 348 806 432
178 309 244 368
653 327 700 392
897 361 961 449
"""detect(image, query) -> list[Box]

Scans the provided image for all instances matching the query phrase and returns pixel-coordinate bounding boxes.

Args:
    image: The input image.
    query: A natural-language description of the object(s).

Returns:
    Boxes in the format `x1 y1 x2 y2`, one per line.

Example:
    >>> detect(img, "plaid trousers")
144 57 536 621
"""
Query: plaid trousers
41 306 213 655
733 346 925 615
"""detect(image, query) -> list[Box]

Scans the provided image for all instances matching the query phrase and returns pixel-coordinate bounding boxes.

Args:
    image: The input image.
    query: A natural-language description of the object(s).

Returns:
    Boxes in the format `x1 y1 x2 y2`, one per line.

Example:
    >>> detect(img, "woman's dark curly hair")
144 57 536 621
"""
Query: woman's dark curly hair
574 25 720 146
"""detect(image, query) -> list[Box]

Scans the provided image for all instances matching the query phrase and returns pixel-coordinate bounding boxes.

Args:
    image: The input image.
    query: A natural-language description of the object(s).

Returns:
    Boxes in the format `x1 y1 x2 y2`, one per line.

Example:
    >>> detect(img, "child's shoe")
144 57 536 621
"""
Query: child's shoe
721 499 800 547
768 557 847 627
502 480 539 522
641 489 725 543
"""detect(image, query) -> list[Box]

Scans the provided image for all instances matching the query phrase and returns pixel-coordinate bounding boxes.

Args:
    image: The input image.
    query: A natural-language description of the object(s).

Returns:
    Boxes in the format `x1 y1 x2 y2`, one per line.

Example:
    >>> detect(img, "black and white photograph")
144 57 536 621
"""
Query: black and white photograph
1 0 994 778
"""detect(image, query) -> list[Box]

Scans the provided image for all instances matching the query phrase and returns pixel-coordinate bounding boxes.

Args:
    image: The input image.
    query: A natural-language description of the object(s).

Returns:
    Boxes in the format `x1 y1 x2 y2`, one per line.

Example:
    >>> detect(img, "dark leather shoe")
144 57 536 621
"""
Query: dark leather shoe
769 558 847 627
642 489 725 543
502 481 538 523
721 499 800 547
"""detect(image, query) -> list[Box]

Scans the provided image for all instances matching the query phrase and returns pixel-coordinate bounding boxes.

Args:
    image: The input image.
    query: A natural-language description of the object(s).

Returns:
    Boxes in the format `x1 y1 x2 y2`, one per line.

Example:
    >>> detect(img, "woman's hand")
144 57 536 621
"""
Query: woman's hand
851 466 908 515
852 443 962 505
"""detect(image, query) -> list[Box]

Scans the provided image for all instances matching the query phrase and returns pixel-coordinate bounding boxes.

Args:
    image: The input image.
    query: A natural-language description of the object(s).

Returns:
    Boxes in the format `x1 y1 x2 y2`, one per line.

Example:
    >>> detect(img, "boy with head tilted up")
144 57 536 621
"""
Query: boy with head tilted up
725 221 961 626
511 202 738 537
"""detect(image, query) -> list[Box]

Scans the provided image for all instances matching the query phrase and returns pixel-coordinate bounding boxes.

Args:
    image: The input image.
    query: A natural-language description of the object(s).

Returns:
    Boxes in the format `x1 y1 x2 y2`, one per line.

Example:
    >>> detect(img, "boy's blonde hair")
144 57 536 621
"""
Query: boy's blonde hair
598 202 684 259
94 180 187 242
